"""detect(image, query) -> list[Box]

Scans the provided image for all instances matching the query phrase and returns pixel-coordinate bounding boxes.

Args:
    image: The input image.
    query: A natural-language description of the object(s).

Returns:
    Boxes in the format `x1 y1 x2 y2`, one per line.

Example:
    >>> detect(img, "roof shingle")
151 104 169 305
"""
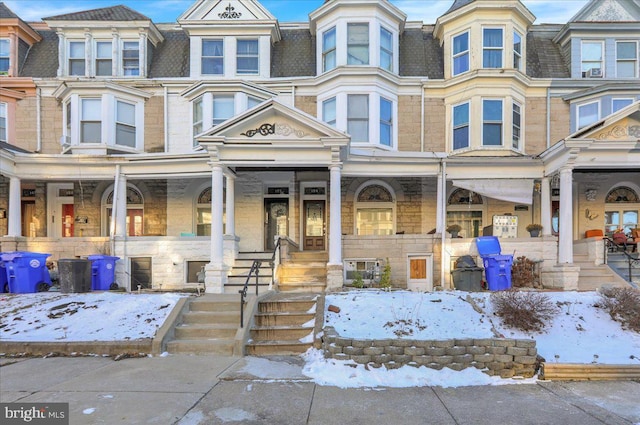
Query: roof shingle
44 5 150 21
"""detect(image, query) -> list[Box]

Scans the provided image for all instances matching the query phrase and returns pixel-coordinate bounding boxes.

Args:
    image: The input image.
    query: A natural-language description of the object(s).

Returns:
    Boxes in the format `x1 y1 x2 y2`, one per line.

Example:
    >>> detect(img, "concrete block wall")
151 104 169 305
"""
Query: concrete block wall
322 326 538 378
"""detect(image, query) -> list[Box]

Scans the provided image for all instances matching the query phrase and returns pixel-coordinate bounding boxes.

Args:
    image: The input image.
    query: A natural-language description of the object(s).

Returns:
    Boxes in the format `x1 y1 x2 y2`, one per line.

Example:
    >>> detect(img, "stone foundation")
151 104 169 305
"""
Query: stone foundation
322 326 538 378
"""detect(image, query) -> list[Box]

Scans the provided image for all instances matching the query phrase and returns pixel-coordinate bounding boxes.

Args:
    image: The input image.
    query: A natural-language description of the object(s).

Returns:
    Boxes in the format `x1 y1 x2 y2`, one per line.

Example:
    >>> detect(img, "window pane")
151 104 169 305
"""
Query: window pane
0 102 6 142
96 60 112 76
248 96 261 109
237 57 258 74
582 42 602 61
453 54 469 75
483 50 502 68
453 103 469 126
348 94 369 142
203 40 223 56
202 58 223 75
348 46 369 65
380 27 392 71
323 97 336 126
323 27 336 51
357 208 393 236
237 39 258 55
348 23 369 65
96 42 111 58
453 127 469 150
123 41 139 75
82 99 101 120
213 95 234 124
348 121 368 143
453 33 468 54
483 100 502 120
617 42 636 59
348 95 368 118
202 40 223 75
617 62 635 78
116 123 135 147
612 99 633 112
81 122 101 143
483 100 502 145
512 103 521 149
578 102 598 128
0 39 8 56
237 40 258 74
70 42 85 58
483 29 503 47
483 124 502 145
483 29 503 68
117 101 135 125
380 98 392 147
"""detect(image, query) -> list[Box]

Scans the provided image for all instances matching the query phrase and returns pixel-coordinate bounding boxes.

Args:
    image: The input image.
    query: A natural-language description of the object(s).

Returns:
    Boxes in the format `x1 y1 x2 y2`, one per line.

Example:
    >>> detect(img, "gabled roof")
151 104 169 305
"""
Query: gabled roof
19 30 58 78
0 2 19 19
442 0 474 16
0 2 42 45
568 0 640 22
567 101 640 140
44 4 151 21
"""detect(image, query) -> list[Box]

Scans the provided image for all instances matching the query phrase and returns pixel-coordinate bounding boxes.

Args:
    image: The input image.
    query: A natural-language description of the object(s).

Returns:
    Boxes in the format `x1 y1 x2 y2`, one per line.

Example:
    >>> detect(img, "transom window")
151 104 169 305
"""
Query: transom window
483 28 503 68
348 94 369 142
483 100 503 146
323 97 336 127
115 100 136 147
605 186 639 235
95 41 112 76
0 102 6 142
355 183 395 236
447 189 484 238
69 41 85 76
616 41 638 78
347 23 369 65
0 39 9 74
577 101 599 129
81 98 101 143
513 31 522 70
512 102 521 149
202 39 223 75
237 39 259 74
105 185 144 237
122 41 139 76
380 27 393 71
453 102 469 150
581 41 603 77
322 27 336 72
380 97 392 147
195 186 225 235
452 32 469 76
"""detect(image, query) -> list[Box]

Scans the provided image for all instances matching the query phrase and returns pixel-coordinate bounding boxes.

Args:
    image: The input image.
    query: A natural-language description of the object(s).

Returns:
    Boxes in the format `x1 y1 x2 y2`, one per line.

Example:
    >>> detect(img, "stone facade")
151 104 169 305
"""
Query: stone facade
397 95 422 152
144 96 165 153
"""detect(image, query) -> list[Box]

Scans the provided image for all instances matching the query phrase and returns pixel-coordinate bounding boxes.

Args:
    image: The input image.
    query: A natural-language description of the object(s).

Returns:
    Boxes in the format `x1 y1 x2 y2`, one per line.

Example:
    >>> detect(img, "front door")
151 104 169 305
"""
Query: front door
304 200 325 251
61 204 74 237
265 198 289 250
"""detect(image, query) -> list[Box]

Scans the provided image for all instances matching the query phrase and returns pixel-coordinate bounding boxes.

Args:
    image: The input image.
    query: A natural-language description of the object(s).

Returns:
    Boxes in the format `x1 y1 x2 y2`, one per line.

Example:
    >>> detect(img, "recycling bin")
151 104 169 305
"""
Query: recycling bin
58 259 92 293
88 255 120 290
0 251 51 293
0 257 8 293
451 256 484 291
475 236 513 291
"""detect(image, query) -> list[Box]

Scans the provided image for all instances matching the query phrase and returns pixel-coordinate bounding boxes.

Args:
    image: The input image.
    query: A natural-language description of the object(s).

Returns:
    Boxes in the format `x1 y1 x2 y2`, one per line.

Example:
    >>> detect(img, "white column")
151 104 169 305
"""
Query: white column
210 164 224 267
558 167 573 263
224 173 235 236
540 177 552 236
84 31 92 77
328 164 342 265
114 172 127 237
57 31 65 77
111 30 120 77
436 171 444 234
7 176 21 237
138 32 147 77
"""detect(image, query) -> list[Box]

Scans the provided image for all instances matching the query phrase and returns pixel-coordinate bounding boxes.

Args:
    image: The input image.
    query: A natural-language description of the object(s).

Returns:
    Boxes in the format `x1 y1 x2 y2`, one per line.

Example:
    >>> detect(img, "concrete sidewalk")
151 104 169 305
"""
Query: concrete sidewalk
1 355 639 425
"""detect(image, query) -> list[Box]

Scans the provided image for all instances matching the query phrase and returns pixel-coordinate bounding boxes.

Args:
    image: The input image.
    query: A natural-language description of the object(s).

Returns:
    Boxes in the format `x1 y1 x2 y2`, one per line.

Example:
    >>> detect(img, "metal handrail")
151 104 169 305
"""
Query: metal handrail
603 236 639 283
269 237 281 285
239 260 261 328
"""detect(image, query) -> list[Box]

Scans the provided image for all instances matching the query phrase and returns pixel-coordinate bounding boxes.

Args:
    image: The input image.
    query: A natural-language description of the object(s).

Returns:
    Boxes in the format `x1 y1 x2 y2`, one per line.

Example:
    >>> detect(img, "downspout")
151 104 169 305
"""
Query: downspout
291 83 295 107
163 85 169 152
420 85 425 152
36 87 42 152
440 160 447 289
110 164 121 256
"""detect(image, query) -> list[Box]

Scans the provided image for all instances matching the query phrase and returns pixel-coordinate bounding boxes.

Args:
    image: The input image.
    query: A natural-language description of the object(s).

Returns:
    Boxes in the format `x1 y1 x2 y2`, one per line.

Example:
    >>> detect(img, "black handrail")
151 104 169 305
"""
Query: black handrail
603 236 639 284
269 237 281 284
238 260 261 328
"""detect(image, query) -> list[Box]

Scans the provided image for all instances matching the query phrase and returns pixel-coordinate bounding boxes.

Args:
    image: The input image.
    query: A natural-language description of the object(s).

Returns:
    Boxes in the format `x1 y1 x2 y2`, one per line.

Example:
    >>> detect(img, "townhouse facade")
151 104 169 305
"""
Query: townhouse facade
1 0 639 293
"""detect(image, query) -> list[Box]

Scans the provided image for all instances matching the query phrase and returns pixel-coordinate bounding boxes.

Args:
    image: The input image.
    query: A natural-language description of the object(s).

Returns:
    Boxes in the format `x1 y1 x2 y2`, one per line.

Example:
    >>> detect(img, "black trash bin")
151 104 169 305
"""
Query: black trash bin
452 256 484 291
58 259 92 293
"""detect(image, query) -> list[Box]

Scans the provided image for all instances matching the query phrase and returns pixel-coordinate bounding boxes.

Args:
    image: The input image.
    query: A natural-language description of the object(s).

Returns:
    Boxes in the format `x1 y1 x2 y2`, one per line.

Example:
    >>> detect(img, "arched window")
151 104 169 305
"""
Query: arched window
604 186 639 235
354 182 395 235
194 186 225 236
103 185 144 236
447 189 484 238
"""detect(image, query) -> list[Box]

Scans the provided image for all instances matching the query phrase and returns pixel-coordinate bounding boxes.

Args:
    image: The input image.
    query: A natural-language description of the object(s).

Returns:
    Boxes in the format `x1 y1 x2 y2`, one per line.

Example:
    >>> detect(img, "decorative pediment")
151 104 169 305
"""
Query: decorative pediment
570 0 640 23
569 102 640 141
179 0 276 23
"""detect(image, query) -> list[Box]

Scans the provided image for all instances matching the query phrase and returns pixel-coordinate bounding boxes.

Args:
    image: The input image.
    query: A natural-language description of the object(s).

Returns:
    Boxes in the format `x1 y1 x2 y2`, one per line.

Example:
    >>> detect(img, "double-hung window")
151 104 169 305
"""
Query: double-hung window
122 41 139 76
115 100 136 147
348 94 369 142
513 31 522 70
322 27 336 72
192 97 203 146
236 39 258 74
0 39 9 74
323 97 336 127
347 23 369 65
512 102 521 149
212 95 234 126
95 41 112 76
453 103 469 150
0 102 7 142
380 97 392 147
482 99 503 145
202 39 223 75
483 28 503 68
452 32 469 76
380 27 393 71
616 41 638 78
69 41 85 76
81 98 101 143
581 41 603 77
577 101 599 129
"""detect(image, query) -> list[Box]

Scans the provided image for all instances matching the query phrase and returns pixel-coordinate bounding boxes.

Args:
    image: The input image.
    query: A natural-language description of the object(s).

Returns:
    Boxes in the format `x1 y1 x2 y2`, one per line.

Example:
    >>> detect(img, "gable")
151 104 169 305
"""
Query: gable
590 113 640 141
570 0 640 22
179 0 275 22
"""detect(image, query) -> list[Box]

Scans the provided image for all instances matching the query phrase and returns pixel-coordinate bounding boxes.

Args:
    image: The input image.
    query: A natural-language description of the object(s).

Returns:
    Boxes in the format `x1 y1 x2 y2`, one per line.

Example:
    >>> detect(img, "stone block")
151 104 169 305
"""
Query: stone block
433 355 454 365
499 369 516 378
445 346 467 356
343 346 364 356
474 353 495 363
425 347 446 356
471 362 485 369
515 339 536 348
335 337 352 346
363 346 385 356
486 362 506 371
328 344 343 354
446 363 466 371
385 346 405 355
392 354 412 364
351 339 372 348
493 339 516 347
404 346 425 356
414 340 435 348
494 354 514 363
506 346 529 356
487 346 506 355
514 355 537 365
351 355 372 364
454 338 474 347
372 339 394 347
372 354 391 363
466 346 486 355
425 363 444 370
393 339 417 347
432 340 455 348
453 354 474 364
384 362 403 370
333 353 350 361
412 355 434 365
474 338 494 346
528 348 538 356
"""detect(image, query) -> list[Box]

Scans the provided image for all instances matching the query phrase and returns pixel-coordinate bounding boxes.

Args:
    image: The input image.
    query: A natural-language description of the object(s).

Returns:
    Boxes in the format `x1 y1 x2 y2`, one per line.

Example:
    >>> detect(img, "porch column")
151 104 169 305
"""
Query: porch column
558 167 573 263
113 172 127 238
224 173 235 236
436 171 444 234
7 176 21 237
327 163 343 291
540 177 552 236
205 163 227 293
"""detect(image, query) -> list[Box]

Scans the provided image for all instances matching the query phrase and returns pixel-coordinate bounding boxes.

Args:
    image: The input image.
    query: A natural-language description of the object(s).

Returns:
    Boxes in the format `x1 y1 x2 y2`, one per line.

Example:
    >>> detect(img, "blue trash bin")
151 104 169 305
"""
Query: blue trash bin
0 252 52 293
0 257 8 293
475 236 513 291
88 255 120 290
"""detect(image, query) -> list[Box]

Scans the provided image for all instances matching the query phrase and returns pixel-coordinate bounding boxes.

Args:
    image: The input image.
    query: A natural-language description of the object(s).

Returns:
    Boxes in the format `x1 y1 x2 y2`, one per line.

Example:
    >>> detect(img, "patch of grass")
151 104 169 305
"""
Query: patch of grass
491 290 558 332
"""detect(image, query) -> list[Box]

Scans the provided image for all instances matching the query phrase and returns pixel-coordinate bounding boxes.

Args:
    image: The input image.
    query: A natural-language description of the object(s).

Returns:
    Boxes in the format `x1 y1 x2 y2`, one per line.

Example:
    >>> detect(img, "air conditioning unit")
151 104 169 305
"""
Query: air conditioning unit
586 68 602 78
59 135 70 147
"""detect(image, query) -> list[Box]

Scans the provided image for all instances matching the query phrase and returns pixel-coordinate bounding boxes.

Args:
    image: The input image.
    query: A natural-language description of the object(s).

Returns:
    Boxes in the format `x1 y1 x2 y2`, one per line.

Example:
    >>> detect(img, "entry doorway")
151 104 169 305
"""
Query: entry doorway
303 200 325 251
47 183 75 238
265 198 289 251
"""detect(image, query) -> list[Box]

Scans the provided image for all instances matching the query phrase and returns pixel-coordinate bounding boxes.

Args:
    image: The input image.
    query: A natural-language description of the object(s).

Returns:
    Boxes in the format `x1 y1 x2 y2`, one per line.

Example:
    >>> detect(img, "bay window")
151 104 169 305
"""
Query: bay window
322 27 336 72
348 94 369 142
482 99 503 146
347 23 369 65
115 100 136 147
483 28 503 68
452 32 469 76
380 27 393 71
81 98 102 143
453 102 469 150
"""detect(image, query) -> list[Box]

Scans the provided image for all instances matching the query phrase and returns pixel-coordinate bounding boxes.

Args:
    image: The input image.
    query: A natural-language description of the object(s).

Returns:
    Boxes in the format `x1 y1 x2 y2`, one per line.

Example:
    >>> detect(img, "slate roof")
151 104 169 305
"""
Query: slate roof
44 5 150 21
0 2 19 19
1 141 32 154
148 30 190 78
526 26 570 78
399 26 444 79
271 29 316 78
443 0 474 16
20 30 58 78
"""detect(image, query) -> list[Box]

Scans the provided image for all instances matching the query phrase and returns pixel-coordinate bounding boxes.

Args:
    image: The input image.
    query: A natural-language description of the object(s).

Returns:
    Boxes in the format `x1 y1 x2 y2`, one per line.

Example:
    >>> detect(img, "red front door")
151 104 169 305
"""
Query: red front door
62 204 74 237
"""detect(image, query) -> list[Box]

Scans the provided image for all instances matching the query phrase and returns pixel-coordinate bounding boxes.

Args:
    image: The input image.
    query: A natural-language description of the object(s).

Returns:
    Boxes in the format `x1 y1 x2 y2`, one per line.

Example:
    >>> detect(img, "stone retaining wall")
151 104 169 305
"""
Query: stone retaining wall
322 326 538 378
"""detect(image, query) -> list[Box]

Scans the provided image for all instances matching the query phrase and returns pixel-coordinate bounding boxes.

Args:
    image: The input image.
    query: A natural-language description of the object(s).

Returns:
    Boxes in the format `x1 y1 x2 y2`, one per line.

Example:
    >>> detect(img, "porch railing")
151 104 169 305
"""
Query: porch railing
603 237 640 284
239 260 261 328
269 237 282 286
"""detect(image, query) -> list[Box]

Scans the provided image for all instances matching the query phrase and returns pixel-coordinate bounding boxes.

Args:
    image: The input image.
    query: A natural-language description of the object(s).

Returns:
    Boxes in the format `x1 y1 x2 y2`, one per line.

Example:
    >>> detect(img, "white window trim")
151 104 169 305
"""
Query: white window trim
512 100 522 150
577 100 600 129
452 30 470 76
353 179 396 236
322 26 336 73
615 40 638 78
581 40 604 78
236 38 259 76
452 101 470 151
94 40 114 77
481 98 504 146
482 27 504 69
513 30 523 71
0 38 10 75
67 40 86 77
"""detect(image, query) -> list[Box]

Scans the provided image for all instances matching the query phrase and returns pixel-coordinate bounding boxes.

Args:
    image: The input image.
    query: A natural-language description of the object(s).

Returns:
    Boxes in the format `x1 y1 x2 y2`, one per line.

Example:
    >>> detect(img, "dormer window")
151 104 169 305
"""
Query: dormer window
380 27 392 71
236 39 258 75
616 41 638 78
69 41 85 76
122 41 139 76
202 39 223 75
513 31 522 70
95 41 112 76
0 39 9 74
581 41 603 78
452 31 469 76
322 27 336 72
347 23 369 65
483 28 503 68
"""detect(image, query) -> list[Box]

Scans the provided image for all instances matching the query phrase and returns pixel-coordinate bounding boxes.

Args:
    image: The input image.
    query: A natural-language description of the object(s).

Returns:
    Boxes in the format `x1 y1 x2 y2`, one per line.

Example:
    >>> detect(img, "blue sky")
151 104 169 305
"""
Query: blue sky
7 0 589 24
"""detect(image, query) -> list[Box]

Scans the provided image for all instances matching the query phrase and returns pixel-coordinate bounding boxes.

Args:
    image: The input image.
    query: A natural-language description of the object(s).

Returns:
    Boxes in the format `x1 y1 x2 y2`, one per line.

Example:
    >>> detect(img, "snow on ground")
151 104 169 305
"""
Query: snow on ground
0 292 184 341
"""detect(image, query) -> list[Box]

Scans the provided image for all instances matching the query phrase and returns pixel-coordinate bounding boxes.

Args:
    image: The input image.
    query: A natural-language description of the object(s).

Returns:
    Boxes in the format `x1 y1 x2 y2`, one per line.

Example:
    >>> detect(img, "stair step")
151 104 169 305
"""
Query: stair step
182 311 240 324
279 283 326 293
254 312 315 326
174 324 237 339
166 339 235 356
189 300 238 311
245 340 313 356
250 326 314 340
258 300 317 313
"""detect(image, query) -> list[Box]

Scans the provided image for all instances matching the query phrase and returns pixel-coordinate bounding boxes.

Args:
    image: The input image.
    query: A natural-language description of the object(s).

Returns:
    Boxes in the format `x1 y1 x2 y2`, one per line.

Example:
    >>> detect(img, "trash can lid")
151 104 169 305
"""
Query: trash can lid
475 236 502 256
455 255 478 268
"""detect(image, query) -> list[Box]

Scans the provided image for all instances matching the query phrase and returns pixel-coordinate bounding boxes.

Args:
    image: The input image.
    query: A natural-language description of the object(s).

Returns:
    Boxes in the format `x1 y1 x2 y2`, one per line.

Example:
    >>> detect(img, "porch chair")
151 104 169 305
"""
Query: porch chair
611 231 631 253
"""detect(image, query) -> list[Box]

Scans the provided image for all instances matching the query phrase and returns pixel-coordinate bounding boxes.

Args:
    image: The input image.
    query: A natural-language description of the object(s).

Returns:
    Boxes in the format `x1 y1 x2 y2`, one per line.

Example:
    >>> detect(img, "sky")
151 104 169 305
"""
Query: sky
2 289 639 388
6 0 590 25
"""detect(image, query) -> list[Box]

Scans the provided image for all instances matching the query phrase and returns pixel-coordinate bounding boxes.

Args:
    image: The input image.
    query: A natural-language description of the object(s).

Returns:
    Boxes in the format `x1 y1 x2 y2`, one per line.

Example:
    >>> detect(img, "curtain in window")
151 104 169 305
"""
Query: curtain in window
453 33 469 75
202 40 223 74
237 40 258 74
483 29 502 68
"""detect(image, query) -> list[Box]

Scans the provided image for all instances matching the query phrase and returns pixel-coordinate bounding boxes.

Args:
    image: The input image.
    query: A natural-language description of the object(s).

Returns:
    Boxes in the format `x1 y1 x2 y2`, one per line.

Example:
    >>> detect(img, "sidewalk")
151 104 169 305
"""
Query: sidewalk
1 355 639 425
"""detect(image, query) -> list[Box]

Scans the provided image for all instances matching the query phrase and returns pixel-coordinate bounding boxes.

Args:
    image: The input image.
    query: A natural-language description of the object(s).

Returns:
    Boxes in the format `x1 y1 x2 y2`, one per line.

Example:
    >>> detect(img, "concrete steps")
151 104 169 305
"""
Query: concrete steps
225 252 274 294
606 252 640 286
279 251 328 292
166 294 241 356
246 293 317 356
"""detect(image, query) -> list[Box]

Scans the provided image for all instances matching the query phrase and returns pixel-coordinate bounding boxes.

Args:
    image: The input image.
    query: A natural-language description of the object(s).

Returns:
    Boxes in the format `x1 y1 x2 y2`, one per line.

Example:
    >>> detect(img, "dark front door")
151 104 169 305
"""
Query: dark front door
265 198 289 251
304 200 325 251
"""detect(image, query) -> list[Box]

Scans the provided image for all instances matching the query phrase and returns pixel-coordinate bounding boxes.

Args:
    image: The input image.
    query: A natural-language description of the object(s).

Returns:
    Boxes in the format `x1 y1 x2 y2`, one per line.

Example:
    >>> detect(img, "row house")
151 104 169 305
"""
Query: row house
1 0 639 293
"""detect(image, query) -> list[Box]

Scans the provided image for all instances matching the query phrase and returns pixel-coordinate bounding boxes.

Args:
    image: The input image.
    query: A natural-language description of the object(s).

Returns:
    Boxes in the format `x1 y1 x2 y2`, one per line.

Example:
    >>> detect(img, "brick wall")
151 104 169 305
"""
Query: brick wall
294 96 317 117
423 98 446 152
144 96 165 153
323 326 538 378
14 97 38 152
397 95 422 152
